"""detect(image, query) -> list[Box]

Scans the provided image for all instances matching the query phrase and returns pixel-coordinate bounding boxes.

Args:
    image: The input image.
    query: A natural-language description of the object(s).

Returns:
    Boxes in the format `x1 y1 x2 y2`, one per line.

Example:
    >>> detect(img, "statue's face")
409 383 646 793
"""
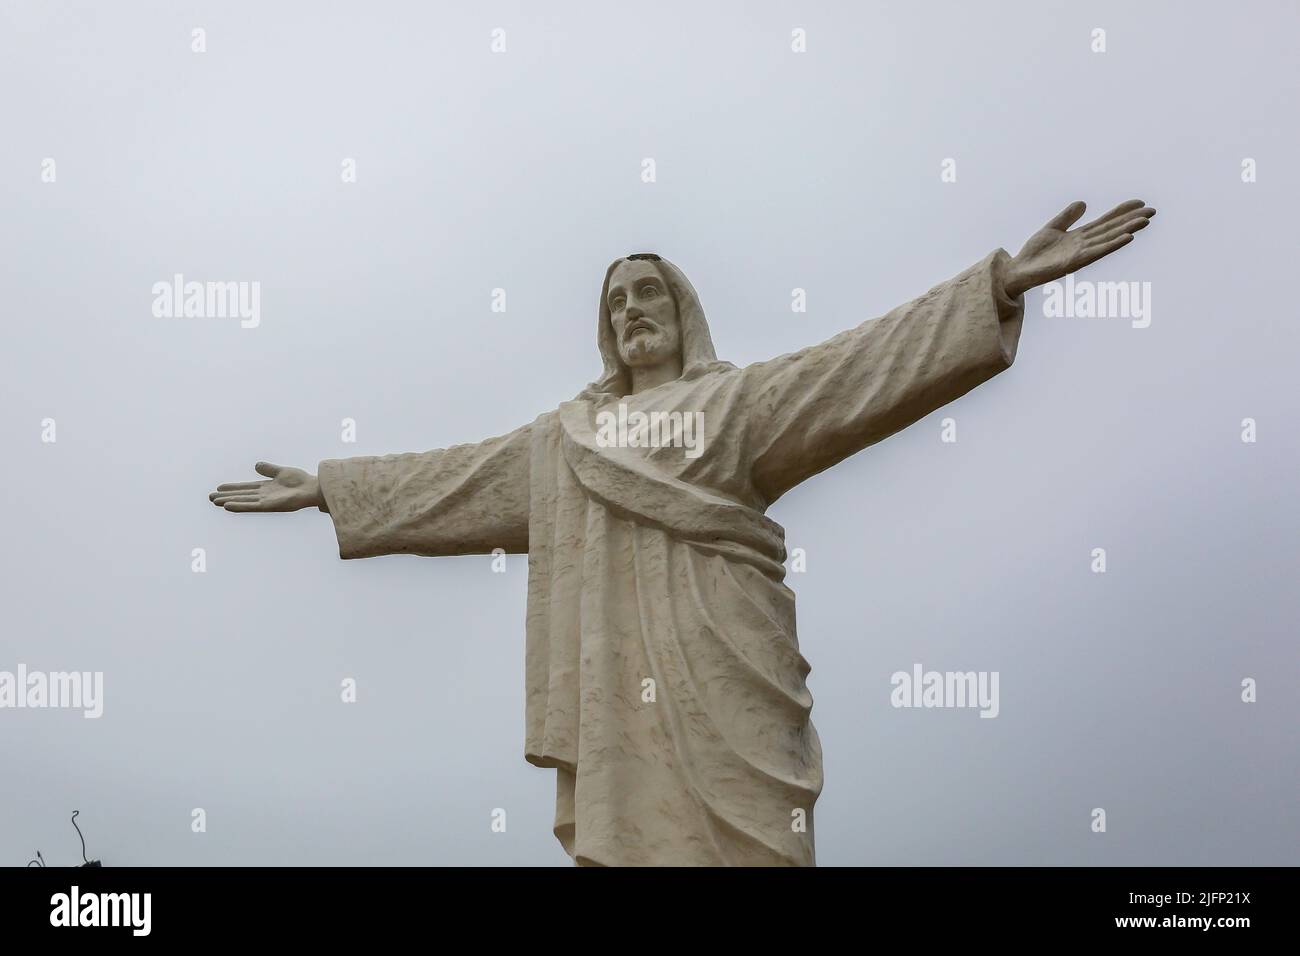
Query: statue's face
607 260 682 371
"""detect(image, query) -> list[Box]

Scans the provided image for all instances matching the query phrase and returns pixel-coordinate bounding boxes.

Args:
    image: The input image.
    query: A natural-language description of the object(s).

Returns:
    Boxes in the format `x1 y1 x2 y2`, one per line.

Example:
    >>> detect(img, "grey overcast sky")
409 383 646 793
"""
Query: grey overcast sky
1 0 1296 866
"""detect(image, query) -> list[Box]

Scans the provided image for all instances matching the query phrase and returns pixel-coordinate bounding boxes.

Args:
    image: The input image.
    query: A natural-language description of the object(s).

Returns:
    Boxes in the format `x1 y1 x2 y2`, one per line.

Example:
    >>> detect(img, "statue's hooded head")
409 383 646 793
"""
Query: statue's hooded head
580 253 733 401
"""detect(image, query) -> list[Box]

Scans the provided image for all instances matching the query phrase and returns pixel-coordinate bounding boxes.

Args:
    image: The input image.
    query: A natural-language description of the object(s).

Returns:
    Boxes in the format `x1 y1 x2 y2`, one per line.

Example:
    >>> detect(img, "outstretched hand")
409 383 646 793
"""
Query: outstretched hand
208 461 323 512
1004 199 1155 298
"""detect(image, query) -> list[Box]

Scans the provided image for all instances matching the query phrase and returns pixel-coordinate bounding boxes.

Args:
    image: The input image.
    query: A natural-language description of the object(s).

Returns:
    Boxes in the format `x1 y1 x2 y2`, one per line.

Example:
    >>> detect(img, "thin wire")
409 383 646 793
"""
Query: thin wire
71 810 89 865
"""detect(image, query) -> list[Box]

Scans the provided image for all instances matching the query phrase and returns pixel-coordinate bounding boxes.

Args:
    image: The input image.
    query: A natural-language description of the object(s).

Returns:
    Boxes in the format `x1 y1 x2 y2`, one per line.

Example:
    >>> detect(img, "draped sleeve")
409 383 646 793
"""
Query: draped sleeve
316 422 532 559
740 249 1025 505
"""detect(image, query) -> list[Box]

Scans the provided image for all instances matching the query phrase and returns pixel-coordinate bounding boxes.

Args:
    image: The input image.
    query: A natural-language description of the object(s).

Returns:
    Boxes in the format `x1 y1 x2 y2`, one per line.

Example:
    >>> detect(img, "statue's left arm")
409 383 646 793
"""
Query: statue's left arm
742 248 1023 505
743 199 1155 505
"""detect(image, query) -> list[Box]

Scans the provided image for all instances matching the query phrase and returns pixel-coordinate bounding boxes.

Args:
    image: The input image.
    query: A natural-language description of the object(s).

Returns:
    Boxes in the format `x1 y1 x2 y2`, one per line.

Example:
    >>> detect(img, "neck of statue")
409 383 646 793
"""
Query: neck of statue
628 358 684 395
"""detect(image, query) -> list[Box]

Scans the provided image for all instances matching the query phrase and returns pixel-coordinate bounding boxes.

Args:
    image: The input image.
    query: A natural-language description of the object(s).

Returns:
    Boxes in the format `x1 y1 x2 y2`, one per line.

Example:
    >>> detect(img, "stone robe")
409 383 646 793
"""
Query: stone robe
316 250 1025 866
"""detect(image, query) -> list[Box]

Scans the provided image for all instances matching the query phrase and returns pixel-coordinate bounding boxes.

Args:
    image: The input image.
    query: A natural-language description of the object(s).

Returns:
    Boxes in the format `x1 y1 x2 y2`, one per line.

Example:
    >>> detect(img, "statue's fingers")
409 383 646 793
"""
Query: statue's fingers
1083 204 1153 236
1081 199 1146 233
1045 200 1087 231
254 461 284 478
1076 234 1134 269
212 493 260 504
1089 216 1151 245
215 481 264 492
223 500 267 512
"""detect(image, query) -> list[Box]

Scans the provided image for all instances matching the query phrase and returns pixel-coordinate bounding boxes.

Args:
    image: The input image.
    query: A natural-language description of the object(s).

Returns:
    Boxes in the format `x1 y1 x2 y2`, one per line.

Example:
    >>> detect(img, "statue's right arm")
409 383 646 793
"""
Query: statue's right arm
209 421 534 558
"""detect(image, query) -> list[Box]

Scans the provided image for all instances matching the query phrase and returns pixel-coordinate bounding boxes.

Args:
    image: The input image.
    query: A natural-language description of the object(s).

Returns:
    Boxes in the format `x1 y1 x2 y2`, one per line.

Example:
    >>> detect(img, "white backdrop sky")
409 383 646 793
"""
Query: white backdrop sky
1 0 1296 865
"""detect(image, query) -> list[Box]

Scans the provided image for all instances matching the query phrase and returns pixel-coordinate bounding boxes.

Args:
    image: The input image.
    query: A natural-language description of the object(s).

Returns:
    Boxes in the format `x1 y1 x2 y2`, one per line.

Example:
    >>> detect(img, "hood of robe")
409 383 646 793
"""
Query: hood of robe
578 254 735 401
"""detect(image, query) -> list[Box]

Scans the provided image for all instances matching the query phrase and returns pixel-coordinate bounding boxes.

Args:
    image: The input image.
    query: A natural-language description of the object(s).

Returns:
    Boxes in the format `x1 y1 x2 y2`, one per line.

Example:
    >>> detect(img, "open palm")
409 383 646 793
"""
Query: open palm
1005 199 1156 297
208 461 321 512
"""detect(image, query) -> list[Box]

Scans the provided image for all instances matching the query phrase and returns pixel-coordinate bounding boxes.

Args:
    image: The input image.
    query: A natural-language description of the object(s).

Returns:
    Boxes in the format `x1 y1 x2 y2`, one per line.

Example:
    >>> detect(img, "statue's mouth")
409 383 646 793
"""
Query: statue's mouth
626 321 655 338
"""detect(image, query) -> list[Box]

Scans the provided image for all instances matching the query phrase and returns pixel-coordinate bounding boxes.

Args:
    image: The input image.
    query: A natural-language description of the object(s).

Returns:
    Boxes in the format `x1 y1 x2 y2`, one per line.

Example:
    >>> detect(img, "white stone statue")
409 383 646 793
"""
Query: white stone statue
210 200 1155 865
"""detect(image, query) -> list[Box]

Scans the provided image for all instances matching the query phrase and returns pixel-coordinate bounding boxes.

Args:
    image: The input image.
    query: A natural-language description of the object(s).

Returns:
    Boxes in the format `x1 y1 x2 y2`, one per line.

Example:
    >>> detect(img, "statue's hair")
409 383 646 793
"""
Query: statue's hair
578 253 733 401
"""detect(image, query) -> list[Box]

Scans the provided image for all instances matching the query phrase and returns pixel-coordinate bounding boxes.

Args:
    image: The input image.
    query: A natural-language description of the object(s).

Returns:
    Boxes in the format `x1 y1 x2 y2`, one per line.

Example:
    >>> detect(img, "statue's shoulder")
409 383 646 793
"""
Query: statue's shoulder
687 360 742 385
531 408 564 432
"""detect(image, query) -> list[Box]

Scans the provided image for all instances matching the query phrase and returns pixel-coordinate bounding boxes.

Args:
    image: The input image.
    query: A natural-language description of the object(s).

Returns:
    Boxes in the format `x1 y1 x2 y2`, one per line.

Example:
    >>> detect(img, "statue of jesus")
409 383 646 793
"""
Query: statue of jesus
209 199 1155 866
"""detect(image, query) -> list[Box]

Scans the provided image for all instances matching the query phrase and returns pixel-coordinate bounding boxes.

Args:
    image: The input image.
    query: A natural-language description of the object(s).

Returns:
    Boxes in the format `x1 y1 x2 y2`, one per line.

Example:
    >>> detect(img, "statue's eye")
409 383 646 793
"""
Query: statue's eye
642 286 659 299
611 297 626 310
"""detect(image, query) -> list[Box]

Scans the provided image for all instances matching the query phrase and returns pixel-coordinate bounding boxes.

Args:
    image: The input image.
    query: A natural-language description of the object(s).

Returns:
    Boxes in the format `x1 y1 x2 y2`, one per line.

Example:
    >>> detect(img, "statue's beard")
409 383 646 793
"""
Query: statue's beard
619 330 674 368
